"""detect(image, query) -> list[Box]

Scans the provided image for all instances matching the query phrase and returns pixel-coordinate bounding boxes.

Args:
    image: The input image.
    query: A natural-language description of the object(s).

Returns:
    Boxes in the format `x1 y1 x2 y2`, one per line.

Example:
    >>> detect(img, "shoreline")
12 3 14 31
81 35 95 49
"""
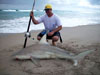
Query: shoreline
0 24 100 50
0 24 99 34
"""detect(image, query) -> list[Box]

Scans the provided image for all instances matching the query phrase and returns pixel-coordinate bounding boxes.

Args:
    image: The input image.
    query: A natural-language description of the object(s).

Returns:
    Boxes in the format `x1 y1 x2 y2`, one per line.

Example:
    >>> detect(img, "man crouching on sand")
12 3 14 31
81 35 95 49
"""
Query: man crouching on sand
30 4 62 46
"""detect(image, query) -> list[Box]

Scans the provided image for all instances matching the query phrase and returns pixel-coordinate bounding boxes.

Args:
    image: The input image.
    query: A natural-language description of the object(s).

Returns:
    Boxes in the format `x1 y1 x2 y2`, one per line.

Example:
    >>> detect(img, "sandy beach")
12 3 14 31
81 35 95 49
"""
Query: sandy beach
0 24 100 75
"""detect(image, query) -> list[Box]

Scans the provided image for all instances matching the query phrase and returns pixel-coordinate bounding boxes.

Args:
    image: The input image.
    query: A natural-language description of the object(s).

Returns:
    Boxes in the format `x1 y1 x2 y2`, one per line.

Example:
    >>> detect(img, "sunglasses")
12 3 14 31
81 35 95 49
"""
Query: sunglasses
44 9 50 11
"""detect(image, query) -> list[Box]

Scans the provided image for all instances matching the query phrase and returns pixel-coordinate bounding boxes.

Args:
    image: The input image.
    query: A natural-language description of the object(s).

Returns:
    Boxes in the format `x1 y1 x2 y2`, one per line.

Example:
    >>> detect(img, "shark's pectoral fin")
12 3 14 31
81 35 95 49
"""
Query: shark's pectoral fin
30 56 41 67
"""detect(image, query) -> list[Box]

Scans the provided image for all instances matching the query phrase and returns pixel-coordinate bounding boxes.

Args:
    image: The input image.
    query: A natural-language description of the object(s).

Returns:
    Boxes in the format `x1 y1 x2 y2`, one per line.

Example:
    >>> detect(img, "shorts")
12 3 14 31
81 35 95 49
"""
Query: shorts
37 30 60 39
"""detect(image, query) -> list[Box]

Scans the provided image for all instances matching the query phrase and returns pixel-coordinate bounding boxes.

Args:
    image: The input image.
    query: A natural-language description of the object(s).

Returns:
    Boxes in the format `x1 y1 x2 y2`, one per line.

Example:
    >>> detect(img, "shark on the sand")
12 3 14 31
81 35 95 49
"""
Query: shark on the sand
12 35 95 66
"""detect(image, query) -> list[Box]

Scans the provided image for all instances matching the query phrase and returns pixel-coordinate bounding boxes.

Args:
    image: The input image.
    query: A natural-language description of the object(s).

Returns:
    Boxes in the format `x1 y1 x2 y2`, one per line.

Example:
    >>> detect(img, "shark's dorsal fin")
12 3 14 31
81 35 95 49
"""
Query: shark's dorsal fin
39 34 49 45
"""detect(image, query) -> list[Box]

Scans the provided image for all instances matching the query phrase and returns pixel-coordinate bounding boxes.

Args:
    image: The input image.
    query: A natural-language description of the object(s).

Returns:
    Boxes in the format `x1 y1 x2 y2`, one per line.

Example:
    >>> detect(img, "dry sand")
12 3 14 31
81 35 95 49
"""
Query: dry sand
0 24 100 75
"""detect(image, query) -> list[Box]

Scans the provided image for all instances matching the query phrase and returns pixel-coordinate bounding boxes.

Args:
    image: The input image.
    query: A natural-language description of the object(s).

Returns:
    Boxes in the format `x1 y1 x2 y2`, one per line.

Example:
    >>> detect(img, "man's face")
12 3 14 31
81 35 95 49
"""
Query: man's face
45 9 52 14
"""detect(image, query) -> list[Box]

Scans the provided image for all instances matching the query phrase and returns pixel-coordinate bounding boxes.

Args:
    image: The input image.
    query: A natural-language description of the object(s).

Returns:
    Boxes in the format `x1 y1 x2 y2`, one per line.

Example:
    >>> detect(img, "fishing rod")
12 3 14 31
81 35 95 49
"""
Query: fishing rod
23 0 35 48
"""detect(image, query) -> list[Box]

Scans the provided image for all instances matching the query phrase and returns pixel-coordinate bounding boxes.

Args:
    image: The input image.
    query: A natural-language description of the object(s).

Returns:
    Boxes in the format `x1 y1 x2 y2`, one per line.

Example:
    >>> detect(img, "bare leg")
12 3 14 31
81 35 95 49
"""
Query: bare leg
52 40 56 46
37 36 41 41
52 36 59 46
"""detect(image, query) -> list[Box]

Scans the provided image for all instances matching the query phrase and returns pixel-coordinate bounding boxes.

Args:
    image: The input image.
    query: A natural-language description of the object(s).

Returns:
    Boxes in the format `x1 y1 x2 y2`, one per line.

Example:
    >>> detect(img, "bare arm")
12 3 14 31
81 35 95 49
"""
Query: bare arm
30 11 39 25
52 26 62 33
48 26 62 36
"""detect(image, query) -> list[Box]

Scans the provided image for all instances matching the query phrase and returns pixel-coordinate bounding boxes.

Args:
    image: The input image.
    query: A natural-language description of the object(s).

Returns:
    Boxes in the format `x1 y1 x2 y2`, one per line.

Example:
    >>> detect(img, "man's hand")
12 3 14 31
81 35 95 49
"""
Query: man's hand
48 31 54 36
30 11 34 17
30 11 39 24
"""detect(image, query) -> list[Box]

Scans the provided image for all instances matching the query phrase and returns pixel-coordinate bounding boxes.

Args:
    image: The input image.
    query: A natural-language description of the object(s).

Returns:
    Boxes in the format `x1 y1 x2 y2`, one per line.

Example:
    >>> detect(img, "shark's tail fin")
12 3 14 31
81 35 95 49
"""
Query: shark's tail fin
73 49 95 66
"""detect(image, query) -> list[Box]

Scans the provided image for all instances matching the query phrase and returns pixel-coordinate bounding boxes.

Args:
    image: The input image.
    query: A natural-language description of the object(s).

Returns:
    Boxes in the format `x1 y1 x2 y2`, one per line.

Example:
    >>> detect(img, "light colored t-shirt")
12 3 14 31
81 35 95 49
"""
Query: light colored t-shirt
38 14 62 31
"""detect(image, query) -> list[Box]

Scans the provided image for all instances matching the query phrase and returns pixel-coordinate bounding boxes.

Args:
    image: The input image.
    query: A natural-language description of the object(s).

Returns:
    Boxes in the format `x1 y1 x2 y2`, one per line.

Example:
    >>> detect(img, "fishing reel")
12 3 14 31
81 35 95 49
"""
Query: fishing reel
25 32 31 38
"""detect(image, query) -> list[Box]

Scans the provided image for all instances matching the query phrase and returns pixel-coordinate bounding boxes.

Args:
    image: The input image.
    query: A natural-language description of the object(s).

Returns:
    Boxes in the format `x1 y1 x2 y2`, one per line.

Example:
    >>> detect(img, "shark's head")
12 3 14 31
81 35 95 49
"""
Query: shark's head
14 55 31 60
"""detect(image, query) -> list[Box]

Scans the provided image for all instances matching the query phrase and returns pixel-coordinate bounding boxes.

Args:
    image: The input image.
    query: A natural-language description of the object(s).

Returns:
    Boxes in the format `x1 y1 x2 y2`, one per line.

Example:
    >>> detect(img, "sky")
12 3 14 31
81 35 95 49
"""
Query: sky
0 0 100 10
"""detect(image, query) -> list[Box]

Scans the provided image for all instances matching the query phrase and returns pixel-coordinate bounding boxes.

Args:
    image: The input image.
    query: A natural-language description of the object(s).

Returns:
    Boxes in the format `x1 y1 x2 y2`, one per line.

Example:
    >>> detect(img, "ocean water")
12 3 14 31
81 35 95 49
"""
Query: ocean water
0 9 100 33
